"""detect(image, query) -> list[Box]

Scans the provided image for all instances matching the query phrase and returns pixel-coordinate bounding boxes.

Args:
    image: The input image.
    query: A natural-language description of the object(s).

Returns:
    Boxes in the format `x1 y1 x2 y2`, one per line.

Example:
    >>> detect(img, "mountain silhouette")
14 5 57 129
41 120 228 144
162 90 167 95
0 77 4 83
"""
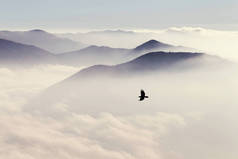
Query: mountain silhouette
67 51 225 80
132 39 197 55
133 40 173 52
57 45 131 66
56 39 196 67
0 30 85 53
0 39 56 67
88 29 135 35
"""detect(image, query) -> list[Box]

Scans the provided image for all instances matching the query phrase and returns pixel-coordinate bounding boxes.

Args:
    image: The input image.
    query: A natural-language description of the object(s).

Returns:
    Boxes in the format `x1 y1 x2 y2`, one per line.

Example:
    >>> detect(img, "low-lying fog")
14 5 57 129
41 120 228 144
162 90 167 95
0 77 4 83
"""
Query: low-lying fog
0 63 237 159
60 27 238 61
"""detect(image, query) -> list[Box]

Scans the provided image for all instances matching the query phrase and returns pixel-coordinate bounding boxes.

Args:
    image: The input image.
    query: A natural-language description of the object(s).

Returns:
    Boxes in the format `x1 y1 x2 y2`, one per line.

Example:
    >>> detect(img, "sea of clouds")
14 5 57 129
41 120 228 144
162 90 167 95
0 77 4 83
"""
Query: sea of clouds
0 63 237 159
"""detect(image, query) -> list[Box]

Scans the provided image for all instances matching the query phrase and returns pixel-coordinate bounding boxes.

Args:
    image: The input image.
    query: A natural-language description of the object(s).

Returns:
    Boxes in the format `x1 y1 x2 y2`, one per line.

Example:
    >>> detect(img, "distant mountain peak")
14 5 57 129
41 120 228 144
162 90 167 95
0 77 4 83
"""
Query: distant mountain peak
134 39 172 52
104 29 134 34
66 51 222 79
146 39 160 43
89 29 135 35
81 45 112 52
29 29 46 33
0 29 85 53
87 45 109 49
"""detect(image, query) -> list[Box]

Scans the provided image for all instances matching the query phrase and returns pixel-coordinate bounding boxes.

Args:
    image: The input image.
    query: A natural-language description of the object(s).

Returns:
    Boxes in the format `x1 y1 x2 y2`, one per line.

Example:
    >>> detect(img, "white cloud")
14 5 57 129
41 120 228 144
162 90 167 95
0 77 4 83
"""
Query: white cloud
0 65 80 112
0 63 238 159
0 65 186 159
0 109 189 159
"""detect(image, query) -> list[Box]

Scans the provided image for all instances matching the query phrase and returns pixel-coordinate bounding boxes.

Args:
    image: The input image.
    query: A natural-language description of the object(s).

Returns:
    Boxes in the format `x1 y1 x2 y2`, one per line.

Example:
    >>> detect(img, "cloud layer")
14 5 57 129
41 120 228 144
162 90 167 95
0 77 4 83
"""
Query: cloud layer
0 64 237 159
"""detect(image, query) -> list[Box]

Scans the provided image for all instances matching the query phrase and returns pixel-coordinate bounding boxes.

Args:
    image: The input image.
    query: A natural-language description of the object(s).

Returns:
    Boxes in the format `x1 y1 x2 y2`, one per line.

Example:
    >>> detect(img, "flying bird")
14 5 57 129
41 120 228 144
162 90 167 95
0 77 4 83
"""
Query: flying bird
139 89 148 101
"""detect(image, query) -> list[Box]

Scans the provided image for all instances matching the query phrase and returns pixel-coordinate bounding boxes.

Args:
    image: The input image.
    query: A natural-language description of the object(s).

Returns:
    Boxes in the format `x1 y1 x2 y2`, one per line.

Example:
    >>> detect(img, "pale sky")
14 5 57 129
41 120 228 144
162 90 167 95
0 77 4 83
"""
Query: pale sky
1 0 238 31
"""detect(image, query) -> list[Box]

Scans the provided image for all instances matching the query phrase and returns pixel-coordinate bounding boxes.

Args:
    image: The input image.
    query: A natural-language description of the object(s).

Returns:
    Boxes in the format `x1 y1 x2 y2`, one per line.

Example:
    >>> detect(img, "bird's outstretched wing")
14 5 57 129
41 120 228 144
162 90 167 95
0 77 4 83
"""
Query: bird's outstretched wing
141 90 145 97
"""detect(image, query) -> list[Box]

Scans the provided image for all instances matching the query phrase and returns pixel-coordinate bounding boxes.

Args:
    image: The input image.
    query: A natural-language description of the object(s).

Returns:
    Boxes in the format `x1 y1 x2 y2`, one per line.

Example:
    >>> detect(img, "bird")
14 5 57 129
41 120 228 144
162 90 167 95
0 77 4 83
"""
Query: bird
139 89 148 101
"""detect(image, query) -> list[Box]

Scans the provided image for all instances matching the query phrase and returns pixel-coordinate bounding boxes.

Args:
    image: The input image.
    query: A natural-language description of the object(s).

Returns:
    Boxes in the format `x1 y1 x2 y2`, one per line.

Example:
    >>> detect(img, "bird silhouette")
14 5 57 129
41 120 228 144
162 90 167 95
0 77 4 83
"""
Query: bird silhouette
139 89 148 101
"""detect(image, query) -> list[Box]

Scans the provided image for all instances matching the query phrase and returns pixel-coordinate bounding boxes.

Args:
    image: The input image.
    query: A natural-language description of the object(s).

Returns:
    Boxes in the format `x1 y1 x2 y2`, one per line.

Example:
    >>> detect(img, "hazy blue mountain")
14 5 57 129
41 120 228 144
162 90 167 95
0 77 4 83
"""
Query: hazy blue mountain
0 39 56 67
0 37 204 69
56 39 197 67
0 29 85 53
132 39 197 55
58 29 199 51
66 51 225 80
133 40 173 52
57 45 131 66
88 29 135 35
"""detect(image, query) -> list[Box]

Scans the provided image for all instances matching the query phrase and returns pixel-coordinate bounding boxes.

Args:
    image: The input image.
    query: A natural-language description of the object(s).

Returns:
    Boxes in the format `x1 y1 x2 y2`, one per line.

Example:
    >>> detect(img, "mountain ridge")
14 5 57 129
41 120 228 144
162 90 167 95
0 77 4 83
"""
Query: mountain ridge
66 51 222 81
0 29 85 53
56 39 197 66
133 39 173 52
0 38 56 67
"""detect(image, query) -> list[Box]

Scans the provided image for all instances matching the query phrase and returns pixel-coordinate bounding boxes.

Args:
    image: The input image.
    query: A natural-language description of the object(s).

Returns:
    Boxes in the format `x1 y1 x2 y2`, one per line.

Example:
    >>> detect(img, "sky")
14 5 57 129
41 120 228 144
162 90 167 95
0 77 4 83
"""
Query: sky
1 0 238 32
